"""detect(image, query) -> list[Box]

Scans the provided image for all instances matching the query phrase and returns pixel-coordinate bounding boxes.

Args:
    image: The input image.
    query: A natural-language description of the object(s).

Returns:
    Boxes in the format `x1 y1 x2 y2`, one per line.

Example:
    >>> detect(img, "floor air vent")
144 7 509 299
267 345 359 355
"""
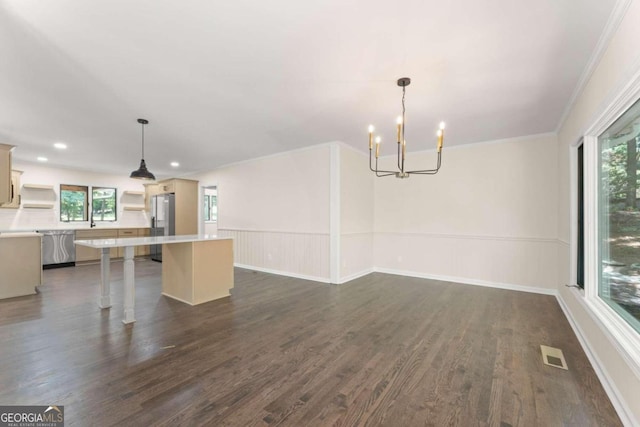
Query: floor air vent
540 345 568 370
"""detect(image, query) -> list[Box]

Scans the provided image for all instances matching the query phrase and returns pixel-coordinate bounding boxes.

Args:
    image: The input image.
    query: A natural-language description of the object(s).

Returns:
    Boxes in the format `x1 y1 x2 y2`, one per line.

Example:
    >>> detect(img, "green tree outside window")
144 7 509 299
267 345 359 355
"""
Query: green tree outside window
60 184 88 222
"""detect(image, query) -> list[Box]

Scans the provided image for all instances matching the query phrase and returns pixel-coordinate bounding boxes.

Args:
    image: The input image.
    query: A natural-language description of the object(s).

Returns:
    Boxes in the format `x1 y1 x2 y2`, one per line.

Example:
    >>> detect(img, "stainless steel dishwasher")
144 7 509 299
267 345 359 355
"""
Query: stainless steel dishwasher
39 230 76 269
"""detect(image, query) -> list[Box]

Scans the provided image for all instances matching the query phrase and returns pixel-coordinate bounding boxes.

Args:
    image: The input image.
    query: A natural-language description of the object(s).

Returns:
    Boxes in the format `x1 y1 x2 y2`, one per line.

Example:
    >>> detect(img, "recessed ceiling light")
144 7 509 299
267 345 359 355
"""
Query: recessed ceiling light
170 162 180 167
37 156 48 162
53 142 67 149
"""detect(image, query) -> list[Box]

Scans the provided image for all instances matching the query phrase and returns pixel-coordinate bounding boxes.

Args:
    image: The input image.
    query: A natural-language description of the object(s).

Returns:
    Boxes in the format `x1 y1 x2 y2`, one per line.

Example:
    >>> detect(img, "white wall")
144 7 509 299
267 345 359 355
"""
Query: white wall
374 134 559 293
204 222 218 234
556 1 640 425
0 161 149 230
191 145 331 281
339 144 374 282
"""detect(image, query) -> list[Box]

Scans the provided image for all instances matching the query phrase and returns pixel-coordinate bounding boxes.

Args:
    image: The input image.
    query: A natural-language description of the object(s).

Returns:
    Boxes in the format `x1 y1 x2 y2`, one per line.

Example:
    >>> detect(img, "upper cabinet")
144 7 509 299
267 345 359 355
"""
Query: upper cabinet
0 170 23 209
145 178 198 235
0 144 16 206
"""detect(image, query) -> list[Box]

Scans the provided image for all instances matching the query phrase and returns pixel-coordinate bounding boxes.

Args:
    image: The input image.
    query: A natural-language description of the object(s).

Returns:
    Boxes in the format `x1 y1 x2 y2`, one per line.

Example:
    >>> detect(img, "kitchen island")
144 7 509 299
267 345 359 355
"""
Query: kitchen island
75 234 233 324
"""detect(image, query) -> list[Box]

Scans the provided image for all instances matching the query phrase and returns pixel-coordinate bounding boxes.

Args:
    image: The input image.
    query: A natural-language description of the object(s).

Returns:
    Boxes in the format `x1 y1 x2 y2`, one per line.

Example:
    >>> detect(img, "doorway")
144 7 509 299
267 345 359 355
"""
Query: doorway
202 185 218 235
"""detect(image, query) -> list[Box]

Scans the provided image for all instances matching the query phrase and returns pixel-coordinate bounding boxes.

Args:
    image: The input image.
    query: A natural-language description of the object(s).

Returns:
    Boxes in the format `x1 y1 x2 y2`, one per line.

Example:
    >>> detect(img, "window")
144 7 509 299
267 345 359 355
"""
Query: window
204 189 217 222
60 184 88 222
598 97 640 333
92 187 117 222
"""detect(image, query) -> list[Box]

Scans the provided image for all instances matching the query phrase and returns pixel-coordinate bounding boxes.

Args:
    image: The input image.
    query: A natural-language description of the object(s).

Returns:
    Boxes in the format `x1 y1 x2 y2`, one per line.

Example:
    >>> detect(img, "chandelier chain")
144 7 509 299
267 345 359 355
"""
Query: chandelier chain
402 85 406 143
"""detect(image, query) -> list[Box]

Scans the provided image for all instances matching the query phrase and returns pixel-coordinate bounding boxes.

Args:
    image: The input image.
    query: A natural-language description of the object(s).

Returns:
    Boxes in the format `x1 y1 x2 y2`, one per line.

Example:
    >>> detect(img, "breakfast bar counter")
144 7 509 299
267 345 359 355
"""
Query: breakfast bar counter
75 234 233 324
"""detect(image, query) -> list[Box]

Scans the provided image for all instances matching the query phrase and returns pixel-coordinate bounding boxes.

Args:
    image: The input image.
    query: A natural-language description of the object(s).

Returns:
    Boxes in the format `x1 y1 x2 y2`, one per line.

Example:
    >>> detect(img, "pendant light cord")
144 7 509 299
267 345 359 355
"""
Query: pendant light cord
141 122 145 159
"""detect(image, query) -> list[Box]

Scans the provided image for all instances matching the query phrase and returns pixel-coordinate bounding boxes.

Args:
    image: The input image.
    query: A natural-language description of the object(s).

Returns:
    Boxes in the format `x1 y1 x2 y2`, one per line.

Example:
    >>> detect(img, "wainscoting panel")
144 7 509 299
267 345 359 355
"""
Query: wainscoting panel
374 232 559 291
340 232 374 283
557 238 571 286
218 228 330 282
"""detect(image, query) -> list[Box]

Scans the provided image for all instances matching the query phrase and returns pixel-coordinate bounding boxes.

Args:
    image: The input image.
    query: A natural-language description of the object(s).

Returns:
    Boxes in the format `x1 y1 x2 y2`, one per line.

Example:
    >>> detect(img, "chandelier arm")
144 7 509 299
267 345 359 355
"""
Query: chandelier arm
397 141 402 171
408 168 439 175
370 149 395 174
369 149 376 172
374 156 397 176
407 152 443 174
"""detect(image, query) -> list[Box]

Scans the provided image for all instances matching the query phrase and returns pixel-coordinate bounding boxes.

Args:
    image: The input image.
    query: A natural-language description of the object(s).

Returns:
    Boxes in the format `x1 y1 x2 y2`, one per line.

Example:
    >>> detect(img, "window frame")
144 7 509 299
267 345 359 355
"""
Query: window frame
204 195 211 222
575 70 640 378
577 142 585 289
203 190 217 223
60 184 89 222
91 186 117 222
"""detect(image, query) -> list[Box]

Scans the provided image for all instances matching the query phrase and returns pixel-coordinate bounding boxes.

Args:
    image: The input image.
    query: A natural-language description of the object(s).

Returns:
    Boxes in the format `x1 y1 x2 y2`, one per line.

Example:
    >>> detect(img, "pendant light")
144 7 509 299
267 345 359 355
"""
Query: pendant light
130 118 156 180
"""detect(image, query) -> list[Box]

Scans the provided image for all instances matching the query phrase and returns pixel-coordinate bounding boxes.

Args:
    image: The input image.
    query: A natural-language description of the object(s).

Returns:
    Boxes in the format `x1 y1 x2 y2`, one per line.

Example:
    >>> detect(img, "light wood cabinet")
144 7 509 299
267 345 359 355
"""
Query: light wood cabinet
0 170 23 209
0 233 42 299
159 181 175 193
145 178 198 235
0 144 15 205
137 228 150 256
162 238 233 305
143 183 161 211
172 179 198 235
75 228 151 263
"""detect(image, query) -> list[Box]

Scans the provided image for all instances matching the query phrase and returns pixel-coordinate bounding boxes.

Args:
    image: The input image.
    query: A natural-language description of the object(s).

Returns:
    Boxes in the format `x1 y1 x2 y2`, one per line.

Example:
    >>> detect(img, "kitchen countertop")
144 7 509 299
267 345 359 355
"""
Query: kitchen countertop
0 225 150 233
0 232 42 238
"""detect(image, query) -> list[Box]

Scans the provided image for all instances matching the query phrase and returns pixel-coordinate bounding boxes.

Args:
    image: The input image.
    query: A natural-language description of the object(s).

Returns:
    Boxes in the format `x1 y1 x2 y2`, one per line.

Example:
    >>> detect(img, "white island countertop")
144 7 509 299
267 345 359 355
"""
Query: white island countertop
74 234 231 248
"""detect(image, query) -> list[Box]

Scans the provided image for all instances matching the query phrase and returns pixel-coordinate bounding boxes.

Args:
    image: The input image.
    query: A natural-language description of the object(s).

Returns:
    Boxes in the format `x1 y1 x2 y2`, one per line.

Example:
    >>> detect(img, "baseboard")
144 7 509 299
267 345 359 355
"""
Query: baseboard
337 268 375 284
234 263 331 284
238 263 558 294
161 292 195 306
556 293 638 427
373 267 558 296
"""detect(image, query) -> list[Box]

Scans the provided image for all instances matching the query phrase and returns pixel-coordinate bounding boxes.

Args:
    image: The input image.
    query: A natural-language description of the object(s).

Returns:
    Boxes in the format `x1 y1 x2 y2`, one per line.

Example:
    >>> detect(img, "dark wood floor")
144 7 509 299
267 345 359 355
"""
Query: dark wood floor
0 260 621 426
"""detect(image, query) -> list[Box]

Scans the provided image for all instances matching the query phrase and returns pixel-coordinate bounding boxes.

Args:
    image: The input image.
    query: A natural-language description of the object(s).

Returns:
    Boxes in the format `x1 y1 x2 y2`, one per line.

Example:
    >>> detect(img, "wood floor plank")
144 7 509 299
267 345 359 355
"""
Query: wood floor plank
0 261 622 426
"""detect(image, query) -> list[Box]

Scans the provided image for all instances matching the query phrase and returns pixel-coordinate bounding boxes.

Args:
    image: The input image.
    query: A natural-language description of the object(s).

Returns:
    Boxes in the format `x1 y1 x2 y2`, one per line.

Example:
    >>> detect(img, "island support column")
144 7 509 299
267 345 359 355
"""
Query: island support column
98 248 112 308
122 246 136 324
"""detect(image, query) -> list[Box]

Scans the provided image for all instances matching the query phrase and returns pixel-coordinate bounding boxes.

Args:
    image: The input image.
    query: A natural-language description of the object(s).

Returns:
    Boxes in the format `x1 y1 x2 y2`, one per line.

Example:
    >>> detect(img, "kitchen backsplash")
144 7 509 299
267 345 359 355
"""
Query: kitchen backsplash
0 207 149 231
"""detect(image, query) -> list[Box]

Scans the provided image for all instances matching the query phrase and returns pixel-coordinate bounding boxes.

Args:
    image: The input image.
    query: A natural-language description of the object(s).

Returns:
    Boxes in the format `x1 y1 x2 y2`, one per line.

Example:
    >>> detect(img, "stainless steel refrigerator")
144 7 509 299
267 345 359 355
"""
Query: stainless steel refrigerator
150 193 175 262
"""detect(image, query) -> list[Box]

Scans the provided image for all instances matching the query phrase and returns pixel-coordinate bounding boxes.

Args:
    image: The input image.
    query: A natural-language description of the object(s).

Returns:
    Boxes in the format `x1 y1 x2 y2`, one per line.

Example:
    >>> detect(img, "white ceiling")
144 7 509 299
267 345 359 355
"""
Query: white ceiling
0 0 618 178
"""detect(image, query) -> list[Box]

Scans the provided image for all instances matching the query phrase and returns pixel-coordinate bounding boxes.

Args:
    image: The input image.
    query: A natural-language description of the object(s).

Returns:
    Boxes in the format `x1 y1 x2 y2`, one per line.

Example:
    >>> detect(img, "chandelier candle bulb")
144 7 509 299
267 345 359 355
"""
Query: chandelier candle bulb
375 137 381 158
437 129 444 152
368 125 375 150
396 116 402 143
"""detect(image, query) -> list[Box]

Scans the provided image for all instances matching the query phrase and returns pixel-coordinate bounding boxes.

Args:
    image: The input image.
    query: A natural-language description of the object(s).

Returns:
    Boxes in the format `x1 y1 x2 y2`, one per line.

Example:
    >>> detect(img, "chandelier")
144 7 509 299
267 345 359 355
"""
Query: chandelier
368 77 445 178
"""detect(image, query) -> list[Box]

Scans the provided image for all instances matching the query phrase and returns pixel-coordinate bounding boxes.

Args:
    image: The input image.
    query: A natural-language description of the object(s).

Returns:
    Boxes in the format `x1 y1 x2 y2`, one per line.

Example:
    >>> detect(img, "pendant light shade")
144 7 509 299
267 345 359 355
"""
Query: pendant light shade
130 118 156 180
